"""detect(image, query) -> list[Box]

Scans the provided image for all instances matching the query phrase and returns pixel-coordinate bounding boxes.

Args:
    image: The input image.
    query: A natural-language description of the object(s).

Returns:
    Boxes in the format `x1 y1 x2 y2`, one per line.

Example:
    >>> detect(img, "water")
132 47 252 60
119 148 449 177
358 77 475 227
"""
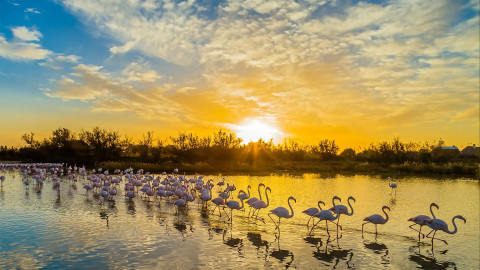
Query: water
0 172 478 269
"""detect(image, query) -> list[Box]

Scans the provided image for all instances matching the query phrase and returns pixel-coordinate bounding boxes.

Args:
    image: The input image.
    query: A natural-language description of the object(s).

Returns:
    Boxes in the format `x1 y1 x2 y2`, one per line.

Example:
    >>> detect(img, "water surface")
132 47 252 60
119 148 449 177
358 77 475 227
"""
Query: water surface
0 172 478 269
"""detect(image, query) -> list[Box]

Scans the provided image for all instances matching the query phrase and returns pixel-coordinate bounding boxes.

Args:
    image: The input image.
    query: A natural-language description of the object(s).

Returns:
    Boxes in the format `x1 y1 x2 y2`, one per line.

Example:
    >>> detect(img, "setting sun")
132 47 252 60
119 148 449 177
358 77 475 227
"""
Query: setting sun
230 119 283 143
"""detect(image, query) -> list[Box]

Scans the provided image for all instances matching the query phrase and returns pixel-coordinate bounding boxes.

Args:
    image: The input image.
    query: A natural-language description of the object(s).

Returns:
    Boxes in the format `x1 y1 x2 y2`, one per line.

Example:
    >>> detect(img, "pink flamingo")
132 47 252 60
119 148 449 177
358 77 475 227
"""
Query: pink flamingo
269 196 296 237
407 203 439 241
224 197 245 227
362 206 390 238
246 183 265 217
388 177 397 195
424 215 466 245
251 187 271 222
309 196 341 235
329 196 356 231
302 200 325 227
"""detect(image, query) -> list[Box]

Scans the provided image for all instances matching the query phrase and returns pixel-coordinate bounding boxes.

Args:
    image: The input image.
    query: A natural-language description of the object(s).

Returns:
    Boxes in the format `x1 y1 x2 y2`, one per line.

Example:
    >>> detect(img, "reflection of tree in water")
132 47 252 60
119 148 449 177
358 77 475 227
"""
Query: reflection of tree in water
364 241 390 265
312 237 354 269
408 245 456 269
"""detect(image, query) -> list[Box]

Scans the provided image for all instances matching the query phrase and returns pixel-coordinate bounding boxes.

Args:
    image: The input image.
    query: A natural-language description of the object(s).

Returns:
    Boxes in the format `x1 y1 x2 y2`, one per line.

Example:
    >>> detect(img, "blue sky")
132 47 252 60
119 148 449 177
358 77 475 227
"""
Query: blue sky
0 0 478 148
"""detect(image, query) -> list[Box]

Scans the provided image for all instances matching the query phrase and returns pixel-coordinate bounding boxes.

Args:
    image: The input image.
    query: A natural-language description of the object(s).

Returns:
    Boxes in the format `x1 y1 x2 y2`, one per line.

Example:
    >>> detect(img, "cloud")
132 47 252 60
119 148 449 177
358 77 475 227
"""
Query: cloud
11 26 42 41
44 0 479 144
45 63 187 122
0 36 50 61
38 54 81 69
25 8 41 14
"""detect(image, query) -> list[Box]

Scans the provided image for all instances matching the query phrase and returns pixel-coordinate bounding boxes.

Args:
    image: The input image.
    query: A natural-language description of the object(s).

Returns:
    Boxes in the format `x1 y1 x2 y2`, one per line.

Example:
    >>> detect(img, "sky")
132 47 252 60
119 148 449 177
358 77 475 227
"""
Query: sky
0 0 478 149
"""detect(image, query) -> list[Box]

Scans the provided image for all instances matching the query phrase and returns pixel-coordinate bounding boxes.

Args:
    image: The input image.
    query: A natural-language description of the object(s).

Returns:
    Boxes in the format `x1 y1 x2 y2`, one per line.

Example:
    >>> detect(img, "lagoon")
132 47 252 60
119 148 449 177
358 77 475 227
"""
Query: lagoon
0 171 478 269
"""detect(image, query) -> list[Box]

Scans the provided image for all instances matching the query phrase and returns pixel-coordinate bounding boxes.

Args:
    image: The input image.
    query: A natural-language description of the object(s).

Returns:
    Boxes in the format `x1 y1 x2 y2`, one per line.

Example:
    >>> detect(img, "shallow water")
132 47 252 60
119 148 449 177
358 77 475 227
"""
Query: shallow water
0 172 478 269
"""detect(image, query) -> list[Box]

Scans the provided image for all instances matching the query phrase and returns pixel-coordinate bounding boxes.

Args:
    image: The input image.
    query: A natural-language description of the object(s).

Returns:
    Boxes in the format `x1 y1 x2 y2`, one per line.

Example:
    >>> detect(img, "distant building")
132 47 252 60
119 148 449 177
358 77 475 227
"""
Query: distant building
433 146 460 161
461 144 480 157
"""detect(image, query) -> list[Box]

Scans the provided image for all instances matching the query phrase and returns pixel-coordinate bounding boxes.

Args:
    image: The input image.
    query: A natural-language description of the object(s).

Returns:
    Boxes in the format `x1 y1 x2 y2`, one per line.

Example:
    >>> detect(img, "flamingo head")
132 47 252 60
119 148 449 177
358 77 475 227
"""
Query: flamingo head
425 219 433 225
288 196 296 203
348 196 356 203
408 217 414 221
333 196 341 202
456 215 467 223
431 203 439 209
382 206 391 211
319 201 325 206
266 187 271 193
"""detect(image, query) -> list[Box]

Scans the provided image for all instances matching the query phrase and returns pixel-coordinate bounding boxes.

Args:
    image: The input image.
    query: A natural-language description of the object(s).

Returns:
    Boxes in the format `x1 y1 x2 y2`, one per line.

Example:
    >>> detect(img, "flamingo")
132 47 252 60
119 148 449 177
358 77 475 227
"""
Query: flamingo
0 175 4 187
388 177 397 195
329 196 356 231
408 203 439 241
251 187 271 222
302 200 325 227
246 183 265 217
362 206 390 238
424 215 466 246
224 197 245 227
174 196 187 215
269 196 296 237
309 197 341 235
200 186 212 209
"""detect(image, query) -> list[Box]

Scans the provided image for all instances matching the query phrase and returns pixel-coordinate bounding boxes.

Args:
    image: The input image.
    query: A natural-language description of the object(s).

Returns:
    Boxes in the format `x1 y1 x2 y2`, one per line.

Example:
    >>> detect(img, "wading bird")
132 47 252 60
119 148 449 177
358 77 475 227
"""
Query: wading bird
408 203 439 241
362 206 390 238
269 196 296 237
424 215 466 246
329 196 355 231
303 200 325 227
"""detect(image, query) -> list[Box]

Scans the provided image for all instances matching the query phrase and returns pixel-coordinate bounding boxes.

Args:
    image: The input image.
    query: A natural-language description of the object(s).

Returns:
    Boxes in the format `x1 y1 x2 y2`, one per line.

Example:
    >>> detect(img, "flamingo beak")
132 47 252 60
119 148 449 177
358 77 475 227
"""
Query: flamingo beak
408 217 413 221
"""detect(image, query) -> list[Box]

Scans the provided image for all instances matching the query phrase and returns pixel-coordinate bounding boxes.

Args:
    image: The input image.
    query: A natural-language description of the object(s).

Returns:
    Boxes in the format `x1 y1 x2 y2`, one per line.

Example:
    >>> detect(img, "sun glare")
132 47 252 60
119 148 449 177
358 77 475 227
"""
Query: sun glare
233 119 283 143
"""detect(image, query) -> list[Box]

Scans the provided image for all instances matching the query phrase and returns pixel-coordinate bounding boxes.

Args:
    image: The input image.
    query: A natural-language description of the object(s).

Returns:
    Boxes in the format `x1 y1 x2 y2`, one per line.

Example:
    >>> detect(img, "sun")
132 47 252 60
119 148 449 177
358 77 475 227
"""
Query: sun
232 118 283 143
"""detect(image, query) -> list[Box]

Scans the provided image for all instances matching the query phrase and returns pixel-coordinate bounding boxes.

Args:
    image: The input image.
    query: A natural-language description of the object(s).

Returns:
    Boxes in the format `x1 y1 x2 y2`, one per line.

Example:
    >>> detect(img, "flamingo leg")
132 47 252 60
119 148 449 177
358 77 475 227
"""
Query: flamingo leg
268 213 278 230
337 215 341 231
278 218 281 237
408 223 423 235
306 216 312 227
362 222 368 238
426 230 448 245
223 207 229 220
326 220 330 236
375 224 378 238
309 218 321 235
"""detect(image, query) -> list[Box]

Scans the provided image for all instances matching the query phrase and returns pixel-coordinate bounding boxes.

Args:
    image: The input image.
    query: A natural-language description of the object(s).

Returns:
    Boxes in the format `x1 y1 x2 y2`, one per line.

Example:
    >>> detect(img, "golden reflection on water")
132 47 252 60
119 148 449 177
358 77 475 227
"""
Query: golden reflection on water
0 172 478 269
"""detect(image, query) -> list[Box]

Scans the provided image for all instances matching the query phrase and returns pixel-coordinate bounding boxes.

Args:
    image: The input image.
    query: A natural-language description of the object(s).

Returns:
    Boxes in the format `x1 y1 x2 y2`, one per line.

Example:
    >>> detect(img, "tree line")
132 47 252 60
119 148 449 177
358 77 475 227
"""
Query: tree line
0 127 476 167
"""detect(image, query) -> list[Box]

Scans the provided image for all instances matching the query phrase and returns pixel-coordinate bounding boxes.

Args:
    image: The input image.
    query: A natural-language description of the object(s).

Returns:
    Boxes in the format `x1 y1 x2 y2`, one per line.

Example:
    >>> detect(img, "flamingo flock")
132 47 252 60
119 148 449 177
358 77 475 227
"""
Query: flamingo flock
0 163 468 249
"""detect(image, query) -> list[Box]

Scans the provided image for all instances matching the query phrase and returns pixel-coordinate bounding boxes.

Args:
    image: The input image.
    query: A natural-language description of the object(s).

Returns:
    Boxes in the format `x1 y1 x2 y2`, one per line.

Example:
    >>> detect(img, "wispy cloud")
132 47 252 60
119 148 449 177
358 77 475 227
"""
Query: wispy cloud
25 8 41 14
44 0 478 143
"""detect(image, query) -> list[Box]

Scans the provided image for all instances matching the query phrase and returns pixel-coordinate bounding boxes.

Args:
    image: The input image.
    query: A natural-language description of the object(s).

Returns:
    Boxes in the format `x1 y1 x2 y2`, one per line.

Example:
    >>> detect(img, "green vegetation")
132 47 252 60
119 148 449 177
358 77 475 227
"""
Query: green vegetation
0 127 478 177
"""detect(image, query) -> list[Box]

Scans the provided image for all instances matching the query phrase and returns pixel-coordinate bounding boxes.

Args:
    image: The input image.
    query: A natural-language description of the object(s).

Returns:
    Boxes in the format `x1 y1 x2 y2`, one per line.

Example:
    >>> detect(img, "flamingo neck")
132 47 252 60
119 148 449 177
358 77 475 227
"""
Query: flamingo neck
247 186 251 198
332 197 339 207
446 216 462 234
265 189 270 207
347 198 354 216
258 185 263 201
288 198 294 218
317 201 323 211
430 204 437 219
382 208 389 222
239 198 244 210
